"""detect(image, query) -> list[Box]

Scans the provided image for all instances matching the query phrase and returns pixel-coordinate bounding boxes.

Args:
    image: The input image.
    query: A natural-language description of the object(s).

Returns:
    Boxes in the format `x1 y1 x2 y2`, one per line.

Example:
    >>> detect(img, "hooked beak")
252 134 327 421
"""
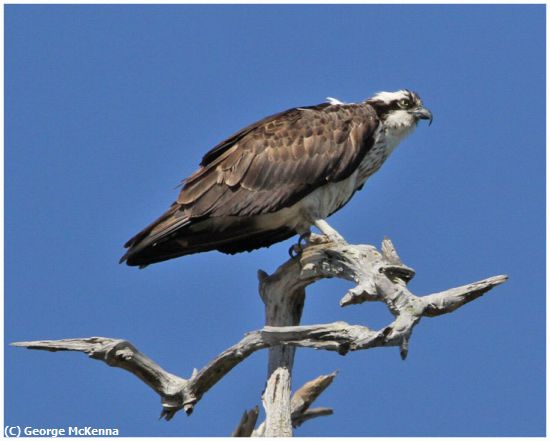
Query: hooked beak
412 107 433 126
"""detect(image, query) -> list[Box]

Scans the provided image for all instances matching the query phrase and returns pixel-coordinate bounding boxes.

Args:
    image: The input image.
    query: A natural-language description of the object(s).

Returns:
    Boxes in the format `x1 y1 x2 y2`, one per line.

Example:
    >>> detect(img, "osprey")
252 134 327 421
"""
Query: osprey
121 90 432 267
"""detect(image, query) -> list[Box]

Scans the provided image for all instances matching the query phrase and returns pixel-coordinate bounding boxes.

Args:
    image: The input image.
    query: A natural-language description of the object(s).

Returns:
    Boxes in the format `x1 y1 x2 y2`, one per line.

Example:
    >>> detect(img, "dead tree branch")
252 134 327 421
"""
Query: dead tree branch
231 406 259 437
12 235 507 434
251 371 337 436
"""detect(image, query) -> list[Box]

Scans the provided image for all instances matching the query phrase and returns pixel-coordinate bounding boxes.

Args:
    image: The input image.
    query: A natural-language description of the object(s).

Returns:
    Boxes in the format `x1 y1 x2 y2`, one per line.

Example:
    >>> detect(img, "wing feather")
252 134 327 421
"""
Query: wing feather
122 102 380 263
179 103 378 219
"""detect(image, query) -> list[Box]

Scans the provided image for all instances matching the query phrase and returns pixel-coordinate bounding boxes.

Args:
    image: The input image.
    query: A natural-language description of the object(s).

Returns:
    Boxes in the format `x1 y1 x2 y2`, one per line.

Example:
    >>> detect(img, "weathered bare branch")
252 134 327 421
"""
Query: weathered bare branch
293 407 334 428
231 406 259 437
12 333 266 421
259 256 306 437
11 337 188 420
12 235 507 432
252 371 337 436
421 275 508 317
291 371 337 427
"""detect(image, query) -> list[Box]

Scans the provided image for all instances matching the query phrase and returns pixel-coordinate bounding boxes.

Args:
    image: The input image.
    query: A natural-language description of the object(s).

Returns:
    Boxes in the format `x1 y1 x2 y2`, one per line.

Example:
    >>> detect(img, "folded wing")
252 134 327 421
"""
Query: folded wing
121 102 379 266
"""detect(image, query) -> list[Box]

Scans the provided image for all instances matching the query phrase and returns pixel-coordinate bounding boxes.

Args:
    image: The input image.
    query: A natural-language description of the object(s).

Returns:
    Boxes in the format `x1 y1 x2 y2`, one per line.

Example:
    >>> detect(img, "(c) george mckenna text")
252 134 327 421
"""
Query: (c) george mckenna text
22 426 119 436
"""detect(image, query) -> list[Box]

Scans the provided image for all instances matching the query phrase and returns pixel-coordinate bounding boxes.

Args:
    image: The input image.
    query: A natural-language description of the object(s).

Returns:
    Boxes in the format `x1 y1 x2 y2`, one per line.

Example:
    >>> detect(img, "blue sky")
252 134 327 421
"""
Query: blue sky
5 4 545 437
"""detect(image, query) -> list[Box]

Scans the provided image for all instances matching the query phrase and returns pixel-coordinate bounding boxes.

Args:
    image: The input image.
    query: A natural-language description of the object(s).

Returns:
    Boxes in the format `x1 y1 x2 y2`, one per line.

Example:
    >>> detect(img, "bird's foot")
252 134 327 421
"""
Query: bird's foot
308 232 332 245
288 232 312 259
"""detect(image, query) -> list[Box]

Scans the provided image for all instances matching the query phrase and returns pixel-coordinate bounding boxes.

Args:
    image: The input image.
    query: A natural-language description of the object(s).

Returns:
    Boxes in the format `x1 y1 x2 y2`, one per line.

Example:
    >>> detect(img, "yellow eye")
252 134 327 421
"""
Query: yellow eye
398 99 410 109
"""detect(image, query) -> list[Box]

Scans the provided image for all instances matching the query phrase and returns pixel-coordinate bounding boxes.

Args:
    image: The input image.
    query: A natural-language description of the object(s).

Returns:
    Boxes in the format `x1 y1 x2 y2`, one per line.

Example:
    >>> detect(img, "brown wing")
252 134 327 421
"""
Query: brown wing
121 102 379 265
177 102 379 218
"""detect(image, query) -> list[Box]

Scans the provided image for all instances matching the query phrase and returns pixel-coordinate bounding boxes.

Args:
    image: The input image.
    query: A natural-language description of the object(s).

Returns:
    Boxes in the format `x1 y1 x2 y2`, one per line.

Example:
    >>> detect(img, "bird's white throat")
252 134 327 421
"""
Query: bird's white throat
382 110 417 150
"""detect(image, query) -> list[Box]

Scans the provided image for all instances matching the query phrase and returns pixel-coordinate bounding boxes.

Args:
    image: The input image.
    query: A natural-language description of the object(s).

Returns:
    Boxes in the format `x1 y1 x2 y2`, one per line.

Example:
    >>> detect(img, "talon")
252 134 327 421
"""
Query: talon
289 231 311 259
288 244 302 259
298 231 311 249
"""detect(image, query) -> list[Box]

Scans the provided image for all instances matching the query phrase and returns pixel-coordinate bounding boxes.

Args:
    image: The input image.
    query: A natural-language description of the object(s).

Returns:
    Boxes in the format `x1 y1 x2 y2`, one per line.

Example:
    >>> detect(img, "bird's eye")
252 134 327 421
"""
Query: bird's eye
398 99 410 109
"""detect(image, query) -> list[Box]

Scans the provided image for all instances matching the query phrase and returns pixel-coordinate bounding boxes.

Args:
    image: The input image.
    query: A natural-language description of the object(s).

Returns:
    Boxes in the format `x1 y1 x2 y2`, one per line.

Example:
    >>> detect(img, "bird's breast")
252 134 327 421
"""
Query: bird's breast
357 124 410 183
299 172 360 221
357 142 391 183
248 174 358 235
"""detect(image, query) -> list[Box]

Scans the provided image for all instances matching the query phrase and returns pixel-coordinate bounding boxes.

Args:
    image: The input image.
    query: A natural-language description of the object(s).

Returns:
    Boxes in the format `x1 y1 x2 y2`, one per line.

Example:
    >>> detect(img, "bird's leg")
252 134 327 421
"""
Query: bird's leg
314 219 345 243
288 231 312 259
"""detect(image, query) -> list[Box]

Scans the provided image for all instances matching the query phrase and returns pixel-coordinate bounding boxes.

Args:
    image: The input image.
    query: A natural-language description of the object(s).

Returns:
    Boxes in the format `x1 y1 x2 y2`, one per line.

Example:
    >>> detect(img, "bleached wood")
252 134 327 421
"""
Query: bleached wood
12 333 266 421
252 371 337 436
290 371 336 427
259 257 306 437
11 337 188 420
12 234 507 434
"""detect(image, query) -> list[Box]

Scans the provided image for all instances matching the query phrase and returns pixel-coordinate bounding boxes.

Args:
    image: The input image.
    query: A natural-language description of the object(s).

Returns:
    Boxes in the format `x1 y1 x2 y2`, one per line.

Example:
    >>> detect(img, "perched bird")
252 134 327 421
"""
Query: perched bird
121 90 432 267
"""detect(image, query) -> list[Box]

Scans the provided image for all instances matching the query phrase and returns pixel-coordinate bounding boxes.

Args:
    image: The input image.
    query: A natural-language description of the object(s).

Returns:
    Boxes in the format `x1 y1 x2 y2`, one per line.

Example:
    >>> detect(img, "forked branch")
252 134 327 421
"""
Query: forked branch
250 371 337 436
12 236 507 430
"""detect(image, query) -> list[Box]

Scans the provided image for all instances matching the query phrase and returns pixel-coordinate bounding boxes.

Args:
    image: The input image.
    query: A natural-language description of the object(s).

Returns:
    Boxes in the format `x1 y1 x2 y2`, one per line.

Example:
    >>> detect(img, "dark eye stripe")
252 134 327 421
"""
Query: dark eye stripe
366 91 423 121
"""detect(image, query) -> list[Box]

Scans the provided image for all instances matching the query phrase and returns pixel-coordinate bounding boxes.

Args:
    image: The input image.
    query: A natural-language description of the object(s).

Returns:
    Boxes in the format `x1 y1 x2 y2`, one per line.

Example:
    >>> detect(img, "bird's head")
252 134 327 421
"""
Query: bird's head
366 90 433 131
